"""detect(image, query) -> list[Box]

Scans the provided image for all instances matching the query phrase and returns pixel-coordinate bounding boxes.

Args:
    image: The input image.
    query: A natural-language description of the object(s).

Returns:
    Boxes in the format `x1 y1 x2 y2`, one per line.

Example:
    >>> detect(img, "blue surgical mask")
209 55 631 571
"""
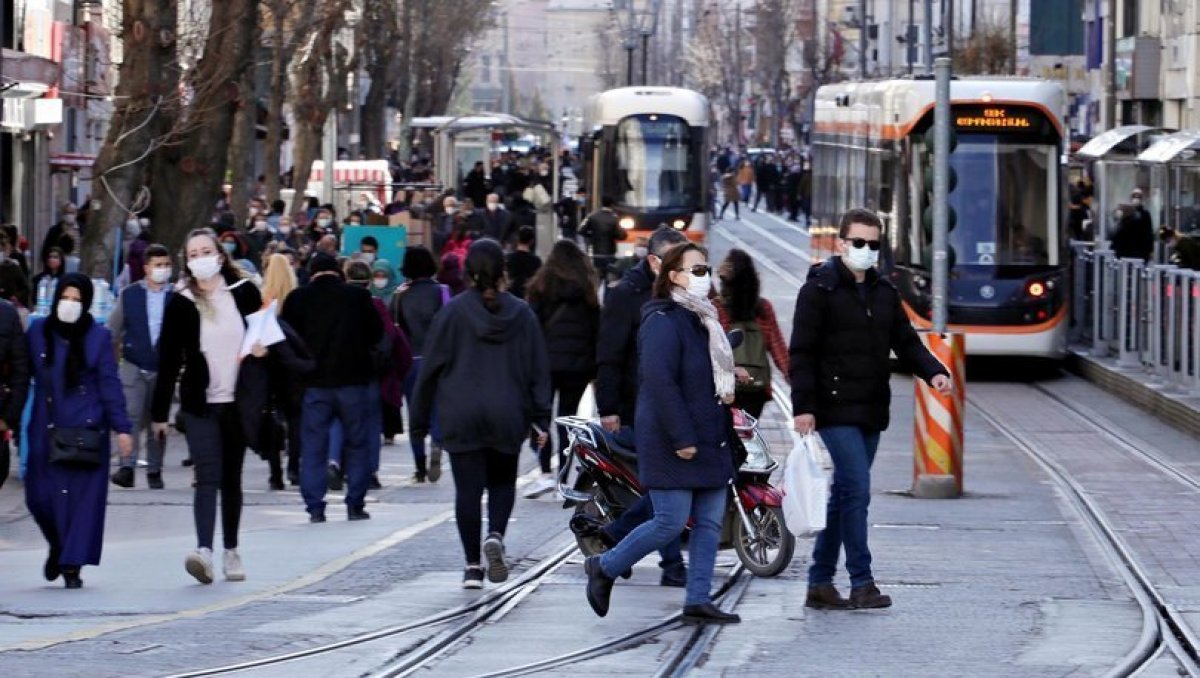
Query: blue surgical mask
223 242 237 255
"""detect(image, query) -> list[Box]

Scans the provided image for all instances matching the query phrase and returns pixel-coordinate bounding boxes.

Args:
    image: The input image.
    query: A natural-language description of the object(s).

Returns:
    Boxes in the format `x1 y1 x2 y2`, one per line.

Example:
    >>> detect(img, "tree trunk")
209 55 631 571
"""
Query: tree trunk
83 0 176 278
150 0 258 254
289 118 321 215
360 66 390 160
396 1 418 162
263 6 290 203
227 68 258 227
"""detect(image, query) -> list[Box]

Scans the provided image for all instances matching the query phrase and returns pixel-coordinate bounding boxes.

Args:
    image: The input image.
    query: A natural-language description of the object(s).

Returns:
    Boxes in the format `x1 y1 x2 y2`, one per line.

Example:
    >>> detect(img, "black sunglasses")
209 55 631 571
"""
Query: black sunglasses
845 238 882 251
677 264 712 277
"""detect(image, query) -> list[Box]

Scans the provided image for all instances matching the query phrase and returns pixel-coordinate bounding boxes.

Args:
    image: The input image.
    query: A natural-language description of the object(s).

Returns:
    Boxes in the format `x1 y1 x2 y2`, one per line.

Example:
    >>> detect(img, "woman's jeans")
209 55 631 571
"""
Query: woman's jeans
599 486 727 606
808 425 882 589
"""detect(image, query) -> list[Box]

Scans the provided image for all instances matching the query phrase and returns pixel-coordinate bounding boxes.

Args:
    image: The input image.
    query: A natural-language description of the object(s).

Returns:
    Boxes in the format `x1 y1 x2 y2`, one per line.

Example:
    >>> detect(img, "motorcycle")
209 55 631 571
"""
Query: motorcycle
555 408 795 577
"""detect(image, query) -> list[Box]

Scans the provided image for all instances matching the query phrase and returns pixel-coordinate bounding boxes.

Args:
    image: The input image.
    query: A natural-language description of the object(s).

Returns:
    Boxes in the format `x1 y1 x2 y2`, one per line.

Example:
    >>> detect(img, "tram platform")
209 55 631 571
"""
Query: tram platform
1067 345 1200 439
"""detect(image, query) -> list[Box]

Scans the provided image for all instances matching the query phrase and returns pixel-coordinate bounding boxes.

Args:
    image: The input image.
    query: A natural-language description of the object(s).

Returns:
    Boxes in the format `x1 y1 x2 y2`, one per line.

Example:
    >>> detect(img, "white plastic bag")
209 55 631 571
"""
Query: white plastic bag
781 432 831 537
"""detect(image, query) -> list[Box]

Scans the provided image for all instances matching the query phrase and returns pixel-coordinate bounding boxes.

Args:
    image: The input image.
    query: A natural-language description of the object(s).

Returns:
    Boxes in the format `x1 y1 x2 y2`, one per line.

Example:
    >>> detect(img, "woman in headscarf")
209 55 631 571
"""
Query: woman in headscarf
25 274 133 589
369 259 398 306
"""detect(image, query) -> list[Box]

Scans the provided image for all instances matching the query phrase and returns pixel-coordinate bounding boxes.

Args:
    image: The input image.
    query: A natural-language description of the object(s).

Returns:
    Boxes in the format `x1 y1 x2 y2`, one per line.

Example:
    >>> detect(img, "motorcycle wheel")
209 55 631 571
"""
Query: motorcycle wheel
573 497 612 557
733 505 795 577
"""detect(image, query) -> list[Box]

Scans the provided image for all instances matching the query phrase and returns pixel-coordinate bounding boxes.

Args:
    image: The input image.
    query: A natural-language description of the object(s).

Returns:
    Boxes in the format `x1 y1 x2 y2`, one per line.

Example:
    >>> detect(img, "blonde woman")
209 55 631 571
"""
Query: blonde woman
152 229 263 584
261 253 298 310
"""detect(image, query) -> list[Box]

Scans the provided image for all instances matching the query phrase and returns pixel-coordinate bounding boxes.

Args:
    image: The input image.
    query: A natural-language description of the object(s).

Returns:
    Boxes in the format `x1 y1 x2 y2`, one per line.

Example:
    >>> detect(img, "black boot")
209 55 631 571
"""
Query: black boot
147 472 164 490
43 546 61 582
62 567 82 589
110 466 134 488
660 560 687 588
584 555 614 617
681 602 741 625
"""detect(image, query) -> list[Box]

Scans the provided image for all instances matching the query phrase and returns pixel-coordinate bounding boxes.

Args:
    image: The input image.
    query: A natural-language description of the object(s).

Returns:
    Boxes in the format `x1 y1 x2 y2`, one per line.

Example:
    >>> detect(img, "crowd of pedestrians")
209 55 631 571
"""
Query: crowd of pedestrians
711 147 812 224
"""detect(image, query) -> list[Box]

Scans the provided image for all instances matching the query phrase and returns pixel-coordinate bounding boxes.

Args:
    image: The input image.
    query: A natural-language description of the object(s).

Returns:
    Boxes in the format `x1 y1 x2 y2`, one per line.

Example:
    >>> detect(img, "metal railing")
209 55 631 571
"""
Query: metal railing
1070 242 1200 394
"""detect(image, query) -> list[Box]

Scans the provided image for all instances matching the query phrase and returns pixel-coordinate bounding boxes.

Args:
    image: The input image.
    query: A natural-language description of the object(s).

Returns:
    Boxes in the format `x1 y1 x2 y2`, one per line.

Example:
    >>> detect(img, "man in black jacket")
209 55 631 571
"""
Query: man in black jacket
579 196 626 278
0 298 30 489
790 207 950 611
282 253 384 523
1111 188 1155 261
593 225 688 586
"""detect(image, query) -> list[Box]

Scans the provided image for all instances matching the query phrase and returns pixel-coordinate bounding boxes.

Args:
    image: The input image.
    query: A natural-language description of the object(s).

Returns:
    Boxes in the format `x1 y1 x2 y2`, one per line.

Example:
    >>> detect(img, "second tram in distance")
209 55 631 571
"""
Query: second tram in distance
579 87 710 252
812 77 1068 359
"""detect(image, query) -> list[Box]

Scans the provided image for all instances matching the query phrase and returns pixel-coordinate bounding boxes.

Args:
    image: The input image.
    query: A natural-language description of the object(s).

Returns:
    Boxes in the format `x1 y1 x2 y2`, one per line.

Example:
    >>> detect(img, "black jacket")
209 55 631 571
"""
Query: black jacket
392 278 445 356
531 282 599 376
505 250 542 299
580 208 625 256
1112 207 1154 260
152 275 263 422
281 275 383 389
411 289 551 454
595 260 654 423
236 320 315 451
0 299 30 427
788 258 947 432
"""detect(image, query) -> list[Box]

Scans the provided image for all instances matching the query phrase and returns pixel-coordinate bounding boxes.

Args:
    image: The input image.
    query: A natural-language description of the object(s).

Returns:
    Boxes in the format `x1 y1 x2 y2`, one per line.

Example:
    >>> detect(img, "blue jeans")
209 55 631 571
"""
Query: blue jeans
808 426 882 589
403 357 442 468
606 495 684 567
600 487 726 606
301 384 373 514
328 382 382 474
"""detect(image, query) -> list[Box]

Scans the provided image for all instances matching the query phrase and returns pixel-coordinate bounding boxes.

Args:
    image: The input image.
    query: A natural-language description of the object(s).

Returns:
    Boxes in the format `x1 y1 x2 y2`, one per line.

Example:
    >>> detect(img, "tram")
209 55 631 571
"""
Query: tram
580 87 710 251
812 77 1068 358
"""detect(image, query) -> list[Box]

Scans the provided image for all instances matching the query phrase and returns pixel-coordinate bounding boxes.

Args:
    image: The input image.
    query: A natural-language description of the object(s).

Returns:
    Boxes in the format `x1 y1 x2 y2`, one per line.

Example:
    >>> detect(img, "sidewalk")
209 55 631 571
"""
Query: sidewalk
1067 345 1200 438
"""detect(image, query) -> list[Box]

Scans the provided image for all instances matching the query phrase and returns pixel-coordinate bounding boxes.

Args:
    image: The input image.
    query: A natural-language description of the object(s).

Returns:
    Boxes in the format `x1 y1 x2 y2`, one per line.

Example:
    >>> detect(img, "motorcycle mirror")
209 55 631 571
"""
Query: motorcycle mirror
727 328 744 349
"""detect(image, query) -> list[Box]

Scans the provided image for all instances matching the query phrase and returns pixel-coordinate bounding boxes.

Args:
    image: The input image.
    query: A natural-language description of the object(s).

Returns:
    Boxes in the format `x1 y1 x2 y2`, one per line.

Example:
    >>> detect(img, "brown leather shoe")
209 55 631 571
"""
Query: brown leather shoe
849 583 892 609
805 583 852 610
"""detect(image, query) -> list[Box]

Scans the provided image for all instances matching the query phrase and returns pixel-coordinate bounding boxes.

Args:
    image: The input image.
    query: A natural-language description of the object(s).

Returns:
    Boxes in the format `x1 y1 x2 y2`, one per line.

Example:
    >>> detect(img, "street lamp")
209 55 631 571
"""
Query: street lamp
612 0 661 86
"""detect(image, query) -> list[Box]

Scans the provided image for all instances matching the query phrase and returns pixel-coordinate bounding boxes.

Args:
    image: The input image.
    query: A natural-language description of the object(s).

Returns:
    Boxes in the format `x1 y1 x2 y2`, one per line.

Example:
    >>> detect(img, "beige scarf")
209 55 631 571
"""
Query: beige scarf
671 289 737 400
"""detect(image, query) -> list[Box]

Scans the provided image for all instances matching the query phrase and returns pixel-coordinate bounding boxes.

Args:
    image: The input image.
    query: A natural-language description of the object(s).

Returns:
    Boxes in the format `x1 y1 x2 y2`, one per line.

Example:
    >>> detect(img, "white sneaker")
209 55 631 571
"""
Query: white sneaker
522 474 556 499
224 549 246 582
185 547 214 585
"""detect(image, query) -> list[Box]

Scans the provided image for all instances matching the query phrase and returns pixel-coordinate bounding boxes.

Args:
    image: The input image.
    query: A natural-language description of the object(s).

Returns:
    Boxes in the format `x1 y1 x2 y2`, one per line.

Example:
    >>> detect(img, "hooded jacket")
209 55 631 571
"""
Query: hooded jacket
788 257 948 431
411 288 551 454
530 281 599 375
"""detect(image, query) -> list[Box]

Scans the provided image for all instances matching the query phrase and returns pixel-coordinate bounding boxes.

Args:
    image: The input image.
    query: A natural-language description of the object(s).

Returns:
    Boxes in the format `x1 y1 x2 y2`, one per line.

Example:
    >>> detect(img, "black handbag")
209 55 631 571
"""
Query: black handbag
45 392 104 468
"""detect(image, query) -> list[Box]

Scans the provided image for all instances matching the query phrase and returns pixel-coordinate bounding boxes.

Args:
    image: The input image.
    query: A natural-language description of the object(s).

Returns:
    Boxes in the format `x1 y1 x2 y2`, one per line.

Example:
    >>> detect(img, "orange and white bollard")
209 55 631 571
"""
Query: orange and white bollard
912 332 965 498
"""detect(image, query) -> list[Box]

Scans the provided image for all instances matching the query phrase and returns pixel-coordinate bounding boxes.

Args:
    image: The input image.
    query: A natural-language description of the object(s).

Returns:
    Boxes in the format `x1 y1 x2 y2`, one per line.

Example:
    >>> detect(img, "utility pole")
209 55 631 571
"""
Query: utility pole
907 0 915 75
923 0 933 73
1008 0 1017 74
932 56 951 333
501 10 511 113
859 0 868 79
1105 0 1116 127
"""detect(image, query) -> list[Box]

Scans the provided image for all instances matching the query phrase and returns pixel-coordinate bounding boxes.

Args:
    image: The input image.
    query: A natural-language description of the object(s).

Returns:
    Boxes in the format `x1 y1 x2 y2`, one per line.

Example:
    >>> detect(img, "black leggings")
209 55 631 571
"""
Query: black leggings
539 372 592 474
449 449 519 564
183 404 247 550
719 199 739 219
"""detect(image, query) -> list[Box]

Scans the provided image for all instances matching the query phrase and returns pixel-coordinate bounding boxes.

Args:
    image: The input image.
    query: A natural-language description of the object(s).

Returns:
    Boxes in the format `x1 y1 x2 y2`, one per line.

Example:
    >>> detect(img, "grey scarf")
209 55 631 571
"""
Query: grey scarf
671 289 737 400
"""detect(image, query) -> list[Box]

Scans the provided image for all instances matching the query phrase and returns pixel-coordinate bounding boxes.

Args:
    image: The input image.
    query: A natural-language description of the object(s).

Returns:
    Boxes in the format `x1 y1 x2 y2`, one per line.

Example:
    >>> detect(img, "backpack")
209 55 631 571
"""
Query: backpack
732 319 770 394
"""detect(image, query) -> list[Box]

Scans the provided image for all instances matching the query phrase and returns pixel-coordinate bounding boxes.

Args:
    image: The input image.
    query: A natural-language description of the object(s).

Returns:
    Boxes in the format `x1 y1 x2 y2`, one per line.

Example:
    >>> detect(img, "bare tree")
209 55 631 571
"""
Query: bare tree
753 0 800 148
85 0 178 277
262 0 307 203
954 19 1014 75
357 0 401 160
685 4 748 145
287 0 356 215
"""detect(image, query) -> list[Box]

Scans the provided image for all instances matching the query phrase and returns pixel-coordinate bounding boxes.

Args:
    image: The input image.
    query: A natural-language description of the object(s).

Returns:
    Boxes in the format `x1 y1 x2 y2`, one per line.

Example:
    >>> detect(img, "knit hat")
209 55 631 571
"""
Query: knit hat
308 252 341 276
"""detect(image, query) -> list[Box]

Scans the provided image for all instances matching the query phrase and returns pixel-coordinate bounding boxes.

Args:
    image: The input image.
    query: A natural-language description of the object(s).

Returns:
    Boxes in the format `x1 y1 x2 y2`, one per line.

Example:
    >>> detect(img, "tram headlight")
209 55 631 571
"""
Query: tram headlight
672 219 686 230
1027 281 1046 298
619 217 635 230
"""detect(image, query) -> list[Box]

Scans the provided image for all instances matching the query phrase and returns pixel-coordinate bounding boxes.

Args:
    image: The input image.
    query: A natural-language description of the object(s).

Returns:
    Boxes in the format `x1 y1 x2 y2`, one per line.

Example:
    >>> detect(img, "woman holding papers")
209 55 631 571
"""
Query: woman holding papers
152 228 263 585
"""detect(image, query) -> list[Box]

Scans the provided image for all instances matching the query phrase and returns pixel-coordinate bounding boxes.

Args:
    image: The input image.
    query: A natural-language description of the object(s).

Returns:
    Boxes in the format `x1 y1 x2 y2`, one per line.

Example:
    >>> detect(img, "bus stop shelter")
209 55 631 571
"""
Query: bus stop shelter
411 113 561 257
1076 125 1170 248
1137 130 1200 237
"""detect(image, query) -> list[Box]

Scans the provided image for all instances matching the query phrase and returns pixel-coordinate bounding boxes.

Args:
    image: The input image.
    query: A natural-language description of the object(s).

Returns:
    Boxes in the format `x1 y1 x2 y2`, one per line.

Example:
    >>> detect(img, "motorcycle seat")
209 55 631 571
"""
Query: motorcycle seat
590 423 640 463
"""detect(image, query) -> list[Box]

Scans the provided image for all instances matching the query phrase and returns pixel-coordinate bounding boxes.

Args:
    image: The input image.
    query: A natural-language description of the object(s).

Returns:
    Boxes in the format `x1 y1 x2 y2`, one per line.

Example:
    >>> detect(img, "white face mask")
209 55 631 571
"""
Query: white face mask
187 254 222 281
317 217 332 228
126 220 142 238
634 246 649 259
487 202 499 211
372 278 388 289
248 207 259 217
361 252 376 264
63 214 77 225
686 272 711 298
149 267 172 284
253 220 268 231
843 242 880 271
56 299 83 324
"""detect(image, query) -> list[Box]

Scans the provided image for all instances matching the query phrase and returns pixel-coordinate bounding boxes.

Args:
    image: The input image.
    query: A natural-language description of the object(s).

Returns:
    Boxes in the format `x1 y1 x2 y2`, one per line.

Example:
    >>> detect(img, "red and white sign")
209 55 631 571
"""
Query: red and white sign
310 160 391 203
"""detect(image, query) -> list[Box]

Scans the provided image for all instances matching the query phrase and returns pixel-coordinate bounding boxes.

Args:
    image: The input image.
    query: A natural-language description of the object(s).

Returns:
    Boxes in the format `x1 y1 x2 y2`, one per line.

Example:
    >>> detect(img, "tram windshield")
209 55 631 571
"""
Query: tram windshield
613 115 695 210
915 135 1060 267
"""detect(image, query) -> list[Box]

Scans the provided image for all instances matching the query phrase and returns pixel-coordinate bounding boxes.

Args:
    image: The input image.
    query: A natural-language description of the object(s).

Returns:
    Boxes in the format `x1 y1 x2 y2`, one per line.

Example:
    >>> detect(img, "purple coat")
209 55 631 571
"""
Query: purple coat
24 318 132 568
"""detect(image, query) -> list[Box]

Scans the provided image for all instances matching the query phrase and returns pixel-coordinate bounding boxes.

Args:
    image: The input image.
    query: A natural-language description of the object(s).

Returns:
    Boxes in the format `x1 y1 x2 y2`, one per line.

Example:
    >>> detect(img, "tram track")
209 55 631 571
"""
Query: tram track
970 392 1200 677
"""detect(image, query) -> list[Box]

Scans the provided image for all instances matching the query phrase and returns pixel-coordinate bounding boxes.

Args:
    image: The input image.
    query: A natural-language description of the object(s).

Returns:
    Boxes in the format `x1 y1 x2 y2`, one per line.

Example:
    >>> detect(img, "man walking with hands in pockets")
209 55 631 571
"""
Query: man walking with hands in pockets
789 208 951 611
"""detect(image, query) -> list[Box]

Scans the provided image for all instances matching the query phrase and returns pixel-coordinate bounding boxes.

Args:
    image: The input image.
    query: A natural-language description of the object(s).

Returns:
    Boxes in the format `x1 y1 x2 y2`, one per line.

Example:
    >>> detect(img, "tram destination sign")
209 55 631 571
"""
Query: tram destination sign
953 105 1043 132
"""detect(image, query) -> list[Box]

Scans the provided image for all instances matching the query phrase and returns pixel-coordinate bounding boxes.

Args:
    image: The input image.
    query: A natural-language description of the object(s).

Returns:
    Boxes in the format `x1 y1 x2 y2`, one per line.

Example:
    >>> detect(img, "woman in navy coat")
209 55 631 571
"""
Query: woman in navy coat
25 274 133 588
583 243 743 625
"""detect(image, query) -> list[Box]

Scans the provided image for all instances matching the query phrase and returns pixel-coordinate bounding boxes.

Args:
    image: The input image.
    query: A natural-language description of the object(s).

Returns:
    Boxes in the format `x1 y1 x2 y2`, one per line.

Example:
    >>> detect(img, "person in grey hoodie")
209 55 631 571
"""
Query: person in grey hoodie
411 238 552 590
